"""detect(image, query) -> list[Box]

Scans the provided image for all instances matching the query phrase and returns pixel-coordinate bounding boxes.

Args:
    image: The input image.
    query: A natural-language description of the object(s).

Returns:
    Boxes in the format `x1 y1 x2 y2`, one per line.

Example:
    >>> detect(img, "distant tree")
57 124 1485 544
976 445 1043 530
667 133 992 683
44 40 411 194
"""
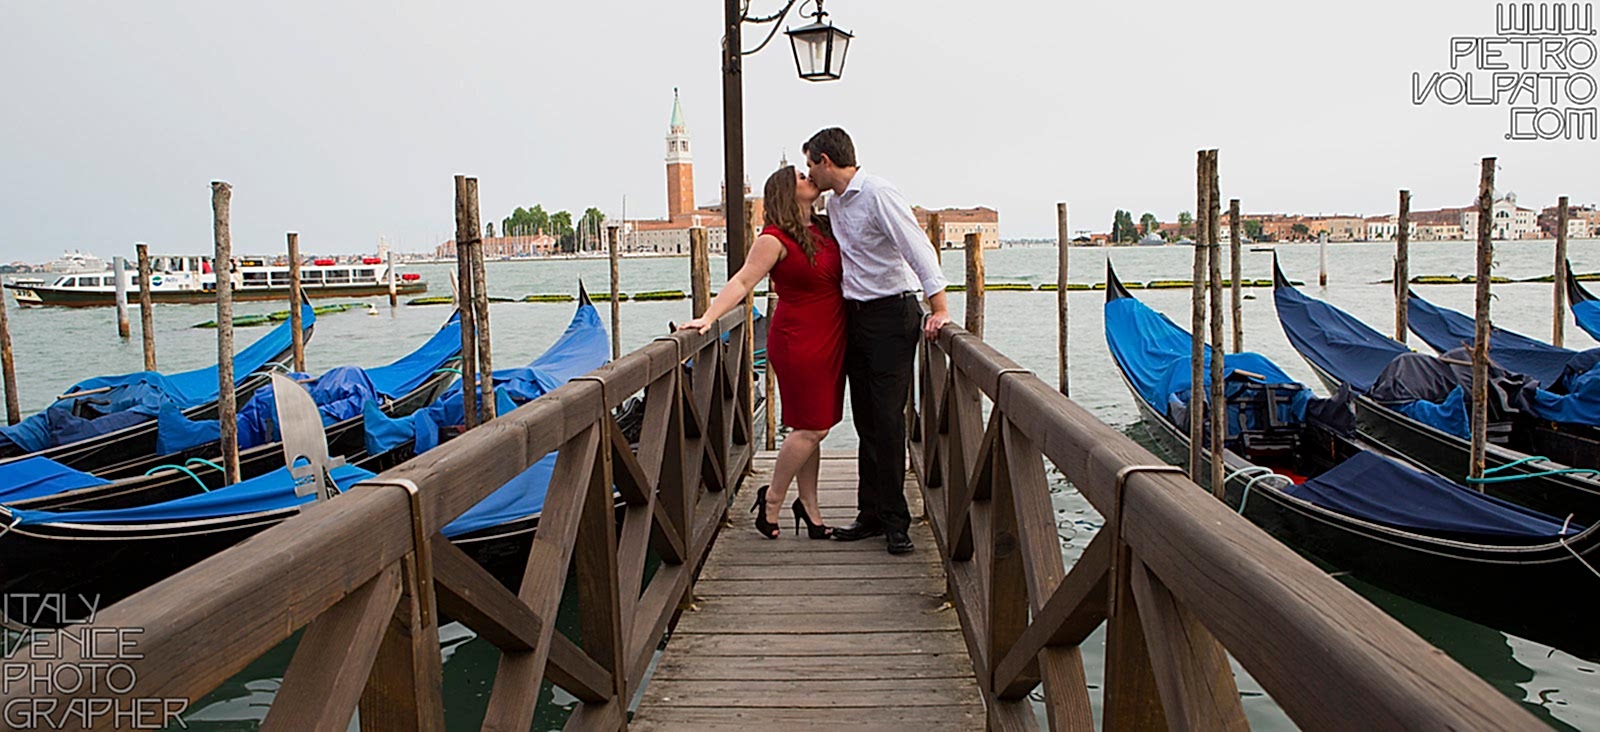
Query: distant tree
1139 212 1158 235
1291 223 1310 237
578 208 607 251
1177 211 1195 237
485 222 496 239
1243 220 1264 240
1110 210 1139 244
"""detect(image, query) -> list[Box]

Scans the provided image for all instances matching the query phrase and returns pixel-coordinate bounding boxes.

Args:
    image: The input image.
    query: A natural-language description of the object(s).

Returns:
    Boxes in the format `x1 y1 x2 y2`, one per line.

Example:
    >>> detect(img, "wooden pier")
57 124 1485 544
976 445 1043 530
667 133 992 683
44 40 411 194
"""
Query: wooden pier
632 451 984 730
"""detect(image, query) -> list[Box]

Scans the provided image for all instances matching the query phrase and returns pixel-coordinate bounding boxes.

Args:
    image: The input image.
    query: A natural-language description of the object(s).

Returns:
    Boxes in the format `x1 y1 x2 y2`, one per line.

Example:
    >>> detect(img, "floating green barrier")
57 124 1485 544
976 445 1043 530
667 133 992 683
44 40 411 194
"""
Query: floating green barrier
406 295 515 306
522 293 575 303
1460 275 1512 284
590 292 630 302
985 282 1034 291
1412 275 1463 285
195 302 366 328
633 290 688 301
945 284 965 292
1145 280 1195 289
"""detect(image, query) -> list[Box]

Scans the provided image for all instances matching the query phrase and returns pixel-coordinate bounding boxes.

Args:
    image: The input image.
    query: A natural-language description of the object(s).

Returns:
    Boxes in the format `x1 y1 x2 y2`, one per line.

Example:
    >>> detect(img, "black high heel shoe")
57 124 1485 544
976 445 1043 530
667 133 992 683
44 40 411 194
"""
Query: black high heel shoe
792 498 833 540
750 485 779 540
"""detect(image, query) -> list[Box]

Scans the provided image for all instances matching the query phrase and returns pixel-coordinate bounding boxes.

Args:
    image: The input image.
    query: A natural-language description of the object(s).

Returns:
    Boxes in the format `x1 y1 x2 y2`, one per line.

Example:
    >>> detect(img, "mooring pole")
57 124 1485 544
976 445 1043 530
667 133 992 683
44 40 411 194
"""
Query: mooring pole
965 232 985 338
608 225 621 360
927 211 943 264
1319 231 1329 287
1396 190 1411 344
690 227 711 318
387 250 399 309
113 256 130 340
287 233 305 373
1208 151 1226 497
454 175 480 429
1229 198 1242 353
136 243 156 371
1190 150 1209 481
1470 158 1495 485
0 288 18 425
1555 195 1570 348
212 181 240 485
1056 202 1070 397
765 291 778 451
465 178 494 422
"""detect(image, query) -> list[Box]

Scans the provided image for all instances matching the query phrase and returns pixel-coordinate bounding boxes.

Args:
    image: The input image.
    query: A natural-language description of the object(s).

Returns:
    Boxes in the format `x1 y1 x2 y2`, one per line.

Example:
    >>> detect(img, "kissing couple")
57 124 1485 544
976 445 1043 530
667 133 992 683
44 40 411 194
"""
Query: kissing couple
682 127 951 554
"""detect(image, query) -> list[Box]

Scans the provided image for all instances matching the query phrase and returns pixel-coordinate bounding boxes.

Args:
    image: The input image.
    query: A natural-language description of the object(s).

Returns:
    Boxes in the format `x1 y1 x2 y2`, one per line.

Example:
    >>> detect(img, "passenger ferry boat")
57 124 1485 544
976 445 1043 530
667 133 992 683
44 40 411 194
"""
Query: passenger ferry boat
5 255 426 308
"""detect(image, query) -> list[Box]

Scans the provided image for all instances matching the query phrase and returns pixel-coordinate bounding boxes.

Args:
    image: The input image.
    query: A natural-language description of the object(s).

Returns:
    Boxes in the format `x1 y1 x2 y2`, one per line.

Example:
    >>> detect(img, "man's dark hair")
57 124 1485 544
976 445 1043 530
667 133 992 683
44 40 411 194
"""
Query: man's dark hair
803 127 857 168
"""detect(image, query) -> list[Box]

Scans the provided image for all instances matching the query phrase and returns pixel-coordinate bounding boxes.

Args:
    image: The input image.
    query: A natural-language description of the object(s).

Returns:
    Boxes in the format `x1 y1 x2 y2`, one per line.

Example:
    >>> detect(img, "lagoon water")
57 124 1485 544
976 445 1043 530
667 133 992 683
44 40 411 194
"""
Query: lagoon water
11 240 1596 730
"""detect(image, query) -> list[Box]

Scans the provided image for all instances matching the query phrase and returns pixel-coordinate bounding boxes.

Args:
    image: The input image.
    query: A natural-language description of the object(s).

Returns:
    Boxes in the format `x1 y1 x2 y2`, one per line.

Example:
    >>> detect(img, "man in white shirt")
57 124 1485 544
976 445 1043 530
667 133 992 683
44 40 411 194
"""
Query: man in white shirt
803 127 951 555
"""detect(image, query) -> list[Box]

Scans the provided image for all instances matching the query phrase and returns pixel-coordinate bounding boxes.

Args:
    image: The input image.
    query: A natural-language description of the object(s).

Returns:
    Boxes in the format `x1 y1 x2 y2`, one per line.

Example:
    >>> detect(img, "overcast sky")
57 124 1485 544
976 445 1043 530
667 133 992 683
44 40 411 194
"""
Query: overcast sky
2 0 1597 260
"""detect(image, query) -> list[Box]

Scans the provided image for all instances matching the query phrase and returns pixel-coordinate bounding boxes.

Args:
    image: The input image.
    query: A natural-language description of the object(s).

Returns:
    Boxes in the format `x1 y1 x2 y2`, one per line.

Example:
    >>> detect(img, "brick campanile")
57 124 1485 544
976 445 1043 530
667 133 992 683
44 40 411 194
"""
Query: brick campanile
665 88 694 220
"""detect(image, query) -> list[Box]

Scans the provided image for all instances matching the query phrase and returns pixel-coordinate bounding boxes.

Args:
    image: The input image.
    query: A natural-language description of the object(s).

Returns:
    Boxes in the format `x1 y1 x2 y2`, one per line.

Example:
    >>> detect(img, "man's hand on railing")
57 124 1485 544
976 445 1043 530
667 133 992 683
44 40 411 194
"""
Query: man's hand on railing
924 310 951 340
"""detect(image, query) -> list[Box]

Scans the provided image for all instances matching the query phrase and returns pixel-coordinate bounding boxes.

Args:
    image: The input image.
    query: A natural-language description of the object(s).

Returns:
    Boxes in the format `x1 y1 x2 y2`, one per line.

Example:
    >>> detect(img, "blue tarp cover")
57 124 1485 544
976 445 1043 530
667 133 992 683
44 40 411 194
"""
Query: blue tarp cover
0 305 315 453
0 457 110 504
7 463 374 526
1283 451 1581 541
1274 280 1411 393
1105 296 1304 417
443 452 556 536
1407 293 1588 390
1393 385 1469 438
365 301 609 455
1573 299 1600 341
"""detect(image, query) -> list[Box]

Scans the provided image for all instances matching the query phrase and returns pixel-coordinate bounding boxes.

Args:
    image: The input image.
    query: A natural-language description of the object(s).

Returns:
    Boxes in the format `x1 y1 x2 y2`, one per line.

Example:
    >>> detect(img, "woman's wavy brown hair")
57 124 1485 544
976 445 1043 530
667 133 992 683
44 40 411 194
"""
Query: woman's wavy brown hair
762 166 832 266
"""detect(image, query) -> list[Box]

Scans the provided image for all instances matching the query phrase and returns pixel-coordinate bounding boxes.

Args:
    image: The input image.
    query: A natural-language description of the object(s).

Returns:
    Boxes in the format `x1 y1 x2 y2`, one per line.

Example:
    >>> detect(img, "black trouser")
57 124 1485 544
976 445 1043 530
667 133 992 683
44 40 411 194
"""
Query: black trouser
845 292 921 533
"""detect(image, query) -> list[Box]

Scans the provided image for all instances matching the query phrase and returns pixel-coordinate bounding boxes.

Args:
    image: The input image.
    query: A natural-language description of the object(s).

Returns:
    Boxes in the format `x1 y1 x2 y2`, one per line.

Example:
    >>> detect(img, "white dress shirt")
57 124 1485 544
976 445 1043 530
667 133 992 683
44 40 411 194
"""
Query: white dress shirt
825 171 949 302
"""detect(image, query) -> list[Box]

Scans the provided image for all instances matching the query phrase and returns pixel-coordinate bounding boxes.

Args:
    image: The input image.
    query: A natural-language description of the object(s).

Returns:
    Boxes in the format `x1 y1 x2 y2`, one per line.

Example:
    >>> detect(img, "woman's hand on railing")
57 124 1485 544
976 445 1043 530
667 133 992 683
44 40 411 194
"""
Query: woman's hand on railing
678 316 714 335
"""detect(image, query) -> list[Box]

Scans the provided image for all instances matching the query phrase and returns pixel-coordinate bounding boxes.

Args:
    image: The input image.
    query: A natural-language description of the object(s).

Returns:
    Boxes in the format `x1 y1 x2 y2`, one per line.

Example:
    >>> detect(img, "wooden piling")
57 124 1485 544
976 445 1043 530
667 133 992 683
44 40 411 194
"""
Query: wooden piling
1229 198 1241 353
287 233 305 373
964 232 985 338
607 225 621 360
764 292 777 451
1470 158 1495 484
212 181 240 485
1189 151 1209 480
1555 195 1570 348
1396 190 1411 344
387 250 398 308
690 227 711 318
0 287 18 425
466 178 494 422
137 243 156 371
113 256 130 339
1208 151 1225 498
928 212 944 264
1318 231 1328 288
1056 202 1070 397
454 176 480 430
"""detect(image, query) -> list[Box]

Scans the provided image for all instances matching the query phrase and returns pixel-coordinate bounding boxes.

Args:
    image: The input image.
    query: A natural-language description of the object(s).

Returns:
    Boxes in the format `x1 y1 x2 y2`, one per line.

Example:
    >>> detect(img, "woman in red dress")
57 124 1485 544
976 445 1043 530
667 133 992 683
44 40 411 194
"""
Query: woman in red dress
681 166 844 539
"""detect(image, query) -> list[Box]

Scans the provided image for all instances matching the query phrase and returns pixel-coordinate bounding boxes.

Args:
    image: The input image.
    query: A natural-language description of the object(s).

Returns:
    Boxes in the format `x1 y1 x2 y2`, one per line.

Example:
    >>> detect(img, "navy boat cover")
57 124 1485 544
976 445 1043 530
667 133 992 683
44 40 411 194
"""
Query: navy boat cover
0 305 316 454
1574 298 1600 341
1283 451 1581 542
0 457 113 504
1273 279 1410 393
1407 293 1600 390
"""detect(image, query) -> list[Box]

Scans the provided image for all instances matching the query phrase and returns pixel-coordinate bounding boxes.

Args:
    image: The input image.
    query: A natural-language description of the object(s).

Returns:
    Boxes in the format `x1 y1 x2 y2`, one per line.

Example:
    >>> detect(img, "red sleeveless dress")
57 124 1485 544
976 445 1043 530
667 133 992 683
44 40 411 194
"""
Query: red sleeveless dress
764 223 846 430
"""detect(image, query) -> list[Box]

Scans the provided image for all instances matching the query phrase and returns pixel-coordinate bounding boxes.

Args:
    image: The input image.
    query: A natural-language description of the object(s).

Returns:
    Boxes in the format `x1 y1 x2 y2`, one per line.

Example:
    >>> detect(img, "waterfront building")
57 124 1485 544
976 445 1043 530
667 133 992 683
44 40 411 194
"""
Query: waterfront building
1459 193 1537 240
914 206 1001 249
436 234 557 259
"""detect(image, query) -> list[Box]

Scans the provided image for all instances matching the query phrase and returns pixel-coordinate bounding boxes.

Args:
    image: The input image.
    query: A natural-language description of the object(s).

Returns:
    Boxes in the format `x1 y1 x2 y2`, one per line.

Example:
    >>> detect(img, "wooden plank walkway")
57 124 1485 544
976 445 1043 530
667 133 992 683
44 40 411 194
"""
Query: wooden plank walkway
631 451 985 731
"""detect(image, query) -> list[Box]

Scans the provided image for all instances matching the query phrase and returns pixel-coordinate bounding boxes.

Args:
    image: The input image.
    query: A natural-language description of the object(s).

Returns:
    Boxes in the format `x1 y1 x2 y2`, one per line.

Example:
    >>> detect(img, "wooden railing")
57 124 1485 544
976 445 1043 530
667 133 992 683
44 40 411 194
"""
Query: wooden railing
907 325 1538 730
0 309 755 731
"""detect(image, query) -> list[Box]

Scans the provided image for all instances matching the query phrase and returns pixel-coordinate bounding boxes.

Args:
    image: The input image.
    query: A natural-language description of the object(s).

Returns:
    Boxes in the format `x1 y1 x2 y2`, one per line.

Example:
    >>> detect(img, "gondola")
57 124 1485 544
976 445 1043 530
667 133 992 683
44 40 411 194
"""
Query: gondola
1274 259 1600 523
0 313 466 513
1106 262 1600 659
0 305 317 471
1565 260 1600 342
0 293 610 612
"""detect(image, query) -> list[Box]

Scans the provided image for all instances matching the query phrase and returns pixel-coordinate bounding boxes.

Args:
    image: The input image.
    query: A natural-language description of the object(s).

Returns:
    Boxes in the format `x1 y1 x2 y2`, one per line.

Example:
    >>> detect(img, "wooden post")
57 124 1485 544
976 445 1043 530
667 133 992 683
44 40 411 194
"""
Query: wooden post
454 176 480 429
463 177 494 423
1555 195 1570 348
964 232 985 338
1318 231 1329 287
212 181 240 485
927 211 944 264
1470 158 1495 484
1396 190 1411 344
113 256 130 339
741 199 758 454
690 227 711 317
1208 151 1225 498
1056 203 1070 397
1189 151 1209 481
0 288 18 425
1229 199 1242 353
608 225 621 360
764 292 778 451
137 243 156 371
287 233 305 373
387 250 399 308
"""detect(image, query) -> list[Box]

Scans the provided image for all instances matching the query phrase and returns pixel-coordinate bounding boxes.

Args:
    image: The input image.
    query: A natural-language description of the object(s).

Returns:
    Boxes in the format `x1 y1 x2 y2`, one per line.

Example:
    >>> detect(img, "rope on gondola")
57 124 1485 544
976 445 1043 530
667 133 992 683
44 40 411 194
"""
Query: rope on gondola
1466 467 1600 484
1558 514 1600 581
146 464 211 492
1227 465 1292 515
0 514 18 540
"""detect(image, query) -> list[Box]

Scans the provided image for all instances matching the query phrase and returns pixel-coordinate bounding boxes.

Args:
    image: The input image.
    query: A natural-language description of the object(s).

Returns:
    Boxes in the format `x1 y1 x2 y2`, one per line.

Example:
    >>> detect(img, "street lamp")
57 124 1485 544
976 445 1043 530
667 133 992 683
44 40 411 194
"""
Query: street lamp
786 4 852 82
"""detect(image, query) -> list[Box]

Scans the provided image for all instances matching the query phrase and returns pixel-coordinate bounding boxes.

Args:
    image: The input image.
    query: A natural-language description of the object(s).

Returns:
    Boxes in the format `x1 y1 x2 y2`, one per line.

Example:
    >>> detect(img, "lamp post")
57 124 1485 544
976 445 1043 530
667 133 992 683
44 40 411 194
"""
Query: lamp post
722 0 852 277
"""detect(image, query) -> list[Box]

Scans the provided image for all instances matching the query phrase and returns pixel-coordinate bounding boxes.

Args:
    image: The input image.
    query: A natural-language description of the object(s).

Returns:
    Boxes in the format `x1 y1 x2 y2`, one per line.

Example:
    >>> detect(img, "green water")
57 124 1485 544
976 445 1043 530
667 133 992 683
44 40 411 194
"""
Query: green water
9 240 1594 729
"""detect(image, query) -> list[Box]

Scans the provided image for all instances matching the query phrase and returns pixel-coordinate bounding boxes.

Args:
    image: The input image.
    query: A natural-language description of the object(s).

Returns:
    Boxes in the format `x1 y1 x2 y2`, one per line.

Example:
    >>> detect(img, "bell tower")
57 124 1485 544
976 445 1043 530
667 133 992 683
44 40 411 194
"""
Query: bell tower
665 88 694 220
